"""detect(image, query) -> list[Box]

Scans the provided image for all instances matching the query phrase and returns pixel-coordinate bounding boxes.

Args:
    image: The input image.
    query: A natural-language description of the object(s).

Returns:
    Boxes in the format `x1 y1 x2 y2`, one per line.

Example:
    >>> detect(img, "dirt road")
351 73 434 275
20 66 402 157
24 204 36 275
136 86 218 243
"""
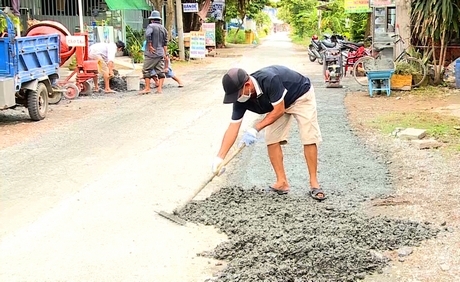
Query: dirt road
2 33 455 282
0 33 311 281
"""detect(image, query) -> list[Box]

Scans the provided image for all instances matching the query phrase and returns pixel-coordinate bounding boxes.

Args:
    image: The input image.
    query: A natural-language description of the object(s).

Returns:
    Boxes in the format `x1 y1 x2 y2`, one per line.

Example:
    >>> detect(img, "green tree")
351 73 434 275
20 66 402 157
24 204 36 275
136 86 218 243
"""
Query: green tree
277 0 317 38
224 0 270 43
348 12 369 42
320 0 347 35
412 0 460 84
277 0 368 41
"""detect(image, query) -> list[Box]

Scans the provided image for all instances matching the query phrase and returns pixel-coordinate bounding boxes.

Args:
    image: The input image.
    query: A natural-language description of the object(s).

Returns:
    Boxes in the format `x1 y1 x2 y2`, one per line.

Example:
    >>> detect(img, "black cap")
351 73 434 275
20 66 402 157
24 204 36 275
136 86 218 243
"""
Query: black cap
222 68 249 104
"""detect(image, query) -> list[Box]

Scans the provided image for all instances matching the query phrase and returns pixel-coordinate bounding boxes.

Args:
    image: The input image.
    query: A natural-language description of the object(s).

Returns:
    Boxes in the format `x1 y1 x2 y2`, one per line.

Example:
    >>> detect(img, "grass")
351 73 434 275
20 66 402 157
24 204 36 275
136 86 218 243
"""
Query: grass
226 29 248 44
404 85 456 99
369 111 460 151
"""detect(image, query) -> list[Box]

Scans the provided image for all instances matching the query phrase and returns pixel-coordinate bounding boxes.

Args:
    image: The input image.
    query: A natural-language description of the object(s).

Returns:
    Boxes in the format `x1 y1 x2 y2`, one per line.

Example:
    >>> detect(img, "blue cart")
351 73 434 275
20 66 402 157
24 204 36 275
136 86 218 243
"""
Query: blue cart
0 11 61 121
367 70 394 97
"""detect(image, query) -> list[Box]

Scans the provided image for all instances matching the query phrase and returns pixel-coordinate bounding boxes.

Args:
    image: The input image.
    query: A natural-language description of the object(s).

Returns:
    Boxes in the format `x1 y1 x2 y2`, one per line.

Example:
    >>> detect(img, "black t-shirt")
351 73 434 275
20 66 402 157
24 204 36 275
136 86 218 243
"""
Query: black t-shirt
231 65 311 121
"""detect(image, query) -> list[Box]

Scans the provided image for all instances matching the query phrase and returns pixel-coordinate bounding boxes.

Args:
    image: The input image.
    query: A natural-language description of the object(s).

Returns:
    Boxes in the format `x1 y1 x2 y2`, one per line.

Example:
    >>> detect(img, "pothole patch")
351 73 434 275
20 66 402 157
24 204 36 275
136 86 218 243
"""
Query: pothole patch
179 186 439 282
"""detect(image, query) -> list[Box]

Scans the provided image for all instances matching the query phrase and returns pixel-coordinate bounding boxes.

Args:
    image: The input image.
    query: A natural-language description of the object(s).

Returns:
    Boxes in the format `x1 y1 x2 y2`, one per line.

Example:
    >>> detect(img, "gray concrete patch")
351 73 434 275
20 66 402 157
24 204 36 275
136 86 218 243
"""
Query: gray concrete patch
179 187 439 281
176 41 440 280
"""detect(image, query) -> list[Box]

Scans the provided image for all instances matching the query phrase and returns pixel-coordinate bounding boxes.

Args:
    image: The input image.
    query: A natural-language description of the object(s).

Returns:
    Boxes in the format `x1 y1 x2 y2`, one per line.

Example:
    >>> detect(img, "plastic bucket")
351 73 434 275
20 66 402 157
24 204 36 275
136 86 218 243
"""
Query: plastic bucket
126 74 140 91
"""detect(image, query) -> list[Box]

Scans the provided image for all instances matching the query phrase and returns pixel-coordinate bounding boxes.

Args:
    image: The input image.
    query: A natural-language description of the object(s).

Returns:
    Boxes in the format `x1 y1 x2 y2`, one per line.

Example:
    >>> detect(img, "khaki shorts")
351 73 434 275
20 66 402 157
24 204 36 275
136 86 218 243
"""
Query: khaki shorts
265 86 322 145
89 54 109 75
143 56 165 76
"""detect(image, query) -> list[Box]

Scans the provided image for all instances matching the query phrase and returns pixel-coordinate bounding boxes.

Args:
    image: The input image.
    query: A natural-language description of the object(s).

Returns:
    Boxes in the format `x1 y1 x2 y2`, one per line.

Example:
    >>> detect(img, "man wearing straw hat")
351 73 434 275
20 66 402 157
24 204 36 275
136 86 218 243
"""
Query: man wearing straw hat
139 10 168 94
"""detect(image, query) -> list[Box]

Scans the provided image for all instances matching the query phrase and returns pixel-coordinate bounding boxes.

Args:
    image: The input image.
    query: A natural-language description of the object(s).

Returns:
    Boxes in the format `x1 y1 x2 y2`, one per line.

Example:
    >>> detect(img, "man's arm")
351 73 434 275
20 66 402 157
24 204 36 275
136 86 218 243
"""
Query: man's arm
145 25 154 52
164 55 169 70
106 44 117 75
163 28 168 61
254 100 285 131
107 61 114 75
217 121 242 159
254 75 286 131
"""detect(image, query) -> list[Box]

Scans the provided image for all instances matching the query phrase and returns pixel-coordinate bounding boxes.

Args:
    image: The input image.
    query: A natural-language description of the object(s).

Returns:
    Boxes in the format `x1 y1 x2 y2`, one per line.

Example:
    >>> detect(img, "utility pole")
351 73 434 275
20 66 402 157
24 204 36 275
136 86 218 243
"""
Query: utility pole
78 0 84 33
175 0 185 60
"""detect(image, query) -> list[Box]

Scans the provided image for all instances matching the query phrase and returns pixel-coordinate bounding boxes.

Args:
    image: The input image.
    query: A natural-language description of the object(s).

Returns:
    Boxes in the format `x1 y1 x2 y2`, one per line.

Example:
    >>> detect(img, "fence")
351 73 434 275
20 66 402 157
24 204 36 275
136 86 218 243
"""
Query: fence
1 0 157 37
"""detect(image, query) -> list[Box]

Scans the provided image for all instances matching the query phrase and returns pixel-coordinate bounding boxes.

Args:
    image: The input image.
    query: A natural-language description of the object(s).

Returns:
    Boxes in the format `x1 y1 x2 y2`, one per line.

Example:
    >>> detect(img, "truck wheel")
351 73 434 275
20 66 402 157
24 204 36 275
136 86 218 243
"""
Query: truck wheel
28 82 49 121
48 89 62 104
63 83 80 100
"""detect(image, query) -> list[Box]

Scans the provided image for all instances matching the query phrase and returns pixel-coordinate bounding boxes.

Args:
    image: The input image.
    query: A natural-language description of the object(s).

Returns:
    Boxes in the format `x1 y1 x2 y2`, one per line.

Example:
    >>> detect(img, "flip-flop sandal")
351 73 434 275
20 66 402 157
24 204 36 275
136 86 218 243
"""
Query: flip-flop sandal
264 186 290 195
178 85 184 88
310 188 327 201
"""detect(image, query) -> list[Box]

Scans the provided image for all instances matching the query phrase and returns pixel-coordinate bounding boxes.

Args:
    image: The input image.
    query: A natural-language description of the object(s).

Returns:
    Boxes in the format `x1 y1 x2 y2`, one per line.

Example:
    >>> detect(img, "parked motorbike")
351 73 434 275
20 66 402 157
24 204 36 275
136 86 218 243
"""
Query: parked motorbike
308 34 343 65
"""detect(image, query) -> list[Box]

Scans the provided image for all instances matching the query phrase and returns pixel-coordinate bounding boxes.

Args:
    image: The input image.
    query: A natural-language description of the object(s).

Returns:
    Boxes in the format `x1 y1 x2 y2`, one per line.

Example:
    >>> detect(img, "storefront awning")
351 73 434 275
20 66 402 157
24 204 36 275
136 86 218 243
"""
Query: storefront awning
104 0 152 10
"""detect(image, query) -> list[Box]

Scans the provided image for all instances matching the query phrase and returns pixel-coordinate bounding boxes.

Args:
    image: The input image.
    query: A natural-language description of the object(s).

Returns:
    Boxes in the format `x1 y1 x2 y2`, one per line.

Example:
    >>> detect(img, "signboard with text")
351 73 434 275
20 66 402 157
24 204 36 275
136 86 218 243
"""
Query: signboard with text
189 31 206 59
370 0 395 7
66 36 86 47
206 0 225 20
344 0 371 13
183 3 199 13
202 23 216 47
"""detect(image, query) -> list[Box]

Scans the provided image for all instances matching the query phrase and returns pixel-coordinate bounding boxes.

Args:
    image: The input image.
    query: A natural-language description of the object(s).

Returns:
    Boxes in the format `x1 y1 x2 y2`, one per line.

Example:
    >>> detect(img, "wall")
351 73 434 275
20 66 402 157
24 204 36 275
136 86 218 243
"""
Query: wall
395 0 411 56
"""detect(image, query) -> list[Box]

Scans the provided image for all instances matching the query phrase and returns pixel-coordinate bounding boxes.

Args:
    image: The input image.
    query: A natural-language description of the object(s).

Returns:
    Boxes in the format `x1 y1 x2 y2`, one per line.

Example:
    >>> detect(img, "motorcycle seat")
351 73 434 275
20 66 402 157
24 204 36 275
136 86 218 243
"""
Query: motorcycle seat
321 40 336 48
343 41 364 47
312 40 321 47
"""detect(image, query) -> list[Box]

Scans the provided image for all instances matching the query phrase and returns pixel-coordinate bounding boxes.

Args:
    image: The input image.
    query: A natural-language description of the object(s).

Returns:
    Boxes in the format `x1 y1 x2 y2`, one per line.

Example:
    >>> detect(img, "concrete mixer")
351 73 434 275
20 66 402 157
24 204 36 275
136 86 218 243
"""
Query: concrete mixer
26 21 99 99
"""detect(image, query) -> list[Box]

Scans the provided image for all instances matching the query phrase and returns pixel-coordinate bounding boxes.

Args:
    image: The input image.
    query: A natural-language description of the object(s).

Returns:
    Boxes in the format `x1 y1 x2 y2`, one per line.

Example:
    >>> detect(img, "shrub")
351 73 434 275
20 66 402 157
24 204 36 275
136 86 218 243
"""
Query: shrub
126 26 144 63
226 29 246 44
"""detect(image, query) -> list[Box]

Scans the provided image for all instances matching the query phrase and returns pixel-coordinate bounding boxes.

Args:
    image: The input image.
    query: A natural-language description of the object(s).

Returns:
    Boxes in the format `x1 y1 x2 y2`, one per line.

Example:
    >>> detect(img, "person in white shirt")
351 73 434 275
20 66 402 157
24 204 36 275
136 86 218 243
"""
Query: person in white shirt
88 41 125 93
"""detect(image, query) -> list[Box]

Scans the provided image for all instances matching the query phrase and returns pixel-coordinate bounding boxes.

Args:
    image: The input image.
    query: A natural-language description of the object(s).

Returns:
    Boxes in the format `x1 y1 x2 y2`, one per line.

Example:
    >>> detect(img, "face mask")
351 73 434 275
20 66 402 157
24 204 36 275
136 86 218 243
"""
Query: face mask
237 85 252 103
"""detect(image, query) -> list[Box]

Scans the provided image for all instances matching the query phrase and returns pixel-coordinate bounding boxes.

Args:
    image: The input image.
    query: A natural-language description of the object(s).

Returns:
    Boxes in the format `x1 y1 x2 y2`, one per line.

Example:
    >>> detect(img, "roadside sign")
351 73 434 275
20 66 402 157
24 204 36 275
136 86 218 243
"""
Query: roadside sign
370 0 395 7
189 31 206 59
202 23 216 47
66 36 86 47
183 3 199 13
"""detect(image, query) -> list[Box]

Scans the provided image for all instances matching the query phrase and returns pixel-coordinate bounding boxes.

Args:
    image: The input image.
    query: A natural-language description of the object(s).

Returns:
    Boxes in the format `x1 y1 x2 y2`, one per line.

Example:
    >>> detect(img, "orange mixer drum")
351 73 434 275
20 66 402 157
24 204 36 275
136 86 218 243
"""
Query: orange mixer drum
25 21 76 67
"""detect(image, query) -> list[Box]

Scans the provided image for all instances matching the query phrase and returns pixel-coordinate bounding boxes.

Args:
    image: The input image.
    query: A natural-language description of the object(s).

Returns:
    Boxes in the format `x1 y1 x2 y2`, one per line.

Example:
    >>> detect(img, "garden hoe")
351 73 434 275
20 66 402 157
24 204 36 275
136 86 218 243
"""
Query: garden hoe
156 144 246 225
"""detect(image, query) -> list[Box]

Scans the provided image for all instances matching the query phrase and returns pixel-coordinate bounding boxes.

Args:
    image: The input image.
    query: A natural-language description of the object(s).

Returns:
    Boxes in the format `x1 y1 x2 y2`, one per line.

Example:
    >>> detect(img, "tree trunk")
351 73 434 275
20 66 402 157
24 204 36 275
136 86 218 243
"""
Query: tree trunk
166 0 174 40
365 12 372 38
149 0 164 17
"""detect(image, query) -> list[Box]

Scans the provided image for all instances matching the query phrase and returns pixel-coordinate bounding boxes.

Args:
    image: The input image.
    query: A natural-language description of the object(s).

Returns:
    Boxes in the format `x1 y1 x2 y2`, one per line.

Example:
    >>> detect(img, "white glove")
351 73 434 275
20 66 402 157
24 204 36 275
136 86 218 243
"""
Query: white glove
211 156 225 176
240 127 259 146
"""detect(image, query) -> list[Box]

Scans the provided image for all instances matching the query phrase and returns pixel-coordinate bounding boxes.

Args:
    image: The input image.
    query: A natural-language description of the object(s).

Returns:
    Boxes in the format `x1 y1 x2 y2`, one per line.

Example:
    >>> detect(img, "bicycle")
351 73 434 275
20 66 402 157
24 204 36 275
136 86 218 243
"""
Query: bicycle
352 34 427 87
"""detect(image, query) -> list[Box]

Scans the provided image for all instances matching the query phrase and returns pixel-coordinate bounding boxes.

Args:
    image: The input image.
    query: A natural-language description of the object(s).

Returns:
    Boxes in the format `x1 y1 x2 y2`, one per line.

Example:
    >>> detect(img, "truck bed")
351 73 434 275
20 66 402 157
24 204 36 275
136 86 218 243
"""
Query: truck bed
0 34 60 89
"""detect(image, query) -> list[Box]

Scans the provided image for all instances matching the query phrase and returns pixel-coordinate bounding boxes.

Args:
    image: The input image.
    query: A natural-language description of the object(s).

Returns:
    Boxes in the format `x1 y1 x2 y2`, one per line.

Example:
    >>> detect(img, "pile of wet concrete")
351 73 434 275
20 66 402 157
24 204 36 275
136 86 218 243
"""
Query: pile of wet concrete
97 77 128 92
179 186 439 282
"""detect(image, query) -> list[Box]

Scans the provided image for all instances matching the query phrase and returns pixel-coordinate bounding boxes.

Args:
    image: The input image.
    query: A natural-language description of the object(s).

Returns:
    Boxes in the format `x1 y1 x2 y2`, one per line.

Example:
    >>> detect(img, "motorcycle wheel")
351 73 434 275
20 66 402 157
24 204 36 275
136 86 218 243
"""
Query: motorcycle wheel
308 47 316 62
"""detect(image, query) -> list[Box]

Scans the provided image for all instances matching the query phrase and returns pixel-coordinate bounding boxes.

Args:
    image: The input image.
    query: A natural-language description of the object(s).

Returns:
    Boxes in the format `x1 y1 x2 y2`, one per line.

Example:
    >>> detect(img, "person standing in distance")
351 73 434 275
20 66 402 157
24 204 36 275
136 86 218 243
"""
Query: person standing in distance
139 10 168 94
212 65 326 201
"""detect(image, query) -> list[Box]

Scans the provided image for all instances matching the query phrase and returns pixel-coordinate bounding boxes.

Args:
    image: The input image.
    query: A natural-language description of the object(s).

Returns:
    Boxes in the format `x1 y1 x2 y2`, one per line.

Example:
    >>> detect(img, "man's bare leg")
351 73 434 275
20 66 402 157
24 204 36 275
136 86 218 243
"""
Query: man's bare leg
267 142 289 191
153 76 160 87
172 76 184 87
103 72 115 93
139 78 151 94
304 143 324 198
93 76 99 92
156 77 165 93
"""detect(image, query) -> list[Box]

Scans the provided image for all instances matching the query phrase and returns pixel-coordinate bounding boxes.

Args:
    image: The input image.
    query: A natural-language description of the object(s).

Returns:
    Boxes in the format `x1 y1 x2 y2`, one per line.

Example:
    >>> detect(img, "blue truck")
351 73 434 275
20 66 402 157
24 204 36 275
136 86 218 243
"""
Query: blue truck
0 11 61 121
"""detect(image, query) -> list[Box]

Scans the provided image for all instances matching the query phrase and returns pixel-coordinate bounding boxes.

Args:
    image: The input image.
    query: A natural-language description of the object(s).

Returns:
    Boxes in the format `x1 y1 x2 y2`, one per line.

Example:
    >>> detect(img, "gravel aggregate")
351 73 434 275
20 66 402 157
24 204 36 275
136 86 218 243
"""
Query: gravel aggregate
177 78 440 281
179 186 439 282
